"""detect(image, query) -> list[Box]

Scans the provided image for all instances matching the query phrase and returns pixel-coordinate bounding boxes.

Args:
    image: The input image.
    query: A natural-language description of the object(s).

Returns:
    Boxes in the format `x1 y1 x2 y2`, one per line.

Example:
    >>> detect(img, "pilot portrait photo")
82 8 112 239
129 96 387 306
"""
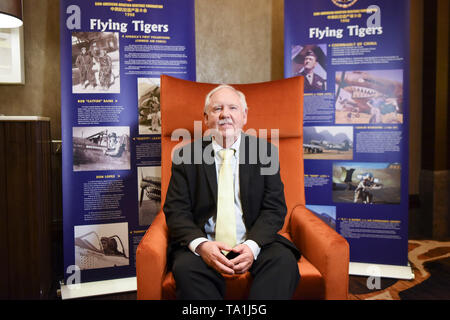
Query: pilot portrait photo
291 44 327 92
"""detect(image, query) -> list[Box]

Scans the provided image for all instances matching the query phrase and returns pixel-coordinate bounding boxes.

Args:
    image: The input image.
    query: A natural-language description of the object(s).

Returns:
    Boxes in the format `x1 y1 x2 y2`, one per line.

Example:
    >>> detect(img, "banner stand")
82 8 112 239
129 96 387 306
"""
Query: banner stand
284 0 411 271
349 262 414 280
60 277 136 300
60 0 196 293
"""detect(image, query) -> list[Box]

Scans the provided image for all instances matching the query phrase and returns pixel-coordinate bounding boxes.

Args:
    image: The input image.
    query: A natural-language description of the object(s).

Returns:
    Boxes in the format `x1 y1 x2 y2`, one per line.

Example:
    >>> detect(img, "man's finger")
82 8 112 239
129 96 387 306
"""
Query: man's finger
214 259 235 275
216 251 235 268
215 241 233 252
232 260 251 274
231 244 245 253
229 244 253 273
230 253 246 265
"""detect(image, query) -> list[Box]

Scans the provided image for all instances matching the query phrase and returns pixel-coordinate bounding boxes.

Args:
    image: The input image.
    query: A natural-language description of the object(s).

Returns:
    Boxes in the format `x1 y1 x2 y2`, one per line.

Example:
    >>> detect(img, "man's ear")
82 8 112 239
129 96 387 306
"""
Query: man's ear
243 108 248 125
204 112 208 126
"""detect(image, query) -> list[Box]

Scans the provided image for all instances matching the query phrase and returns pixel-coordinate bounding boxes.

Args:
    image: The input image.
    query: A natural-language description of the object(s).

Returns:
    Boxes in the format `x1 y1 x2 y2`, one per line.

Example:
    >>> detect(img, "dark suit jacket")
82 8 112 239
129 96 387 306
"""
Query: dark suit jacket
300 70 326 92
163 133 300 266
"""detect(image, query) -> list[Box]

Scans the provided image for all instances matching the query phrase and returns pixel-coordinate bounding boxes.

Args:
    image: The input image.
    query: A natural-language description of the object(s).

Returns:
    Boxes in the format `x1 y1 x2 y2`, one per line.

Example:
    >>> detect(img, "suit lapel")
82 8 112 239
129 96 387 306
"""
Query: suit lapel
239 133 250 218
202 138 218 204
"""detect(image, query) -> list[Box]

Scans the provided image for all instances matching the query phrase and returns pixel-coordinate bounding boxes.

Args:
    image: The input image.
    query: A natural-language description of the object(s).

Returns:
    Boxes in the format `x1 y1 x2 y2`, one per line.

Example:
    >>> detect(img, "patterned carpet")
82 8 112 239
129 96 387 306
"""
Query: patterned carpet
349 240 450 300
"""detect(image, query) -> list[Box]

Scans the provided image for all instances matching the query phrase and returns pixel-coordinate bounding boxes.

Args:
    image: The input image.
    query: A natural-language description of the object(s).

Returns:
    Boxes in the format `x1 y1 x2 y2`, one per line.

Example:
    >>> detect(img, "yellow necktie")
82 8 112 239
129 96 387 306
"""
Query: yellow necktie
215 149 236 254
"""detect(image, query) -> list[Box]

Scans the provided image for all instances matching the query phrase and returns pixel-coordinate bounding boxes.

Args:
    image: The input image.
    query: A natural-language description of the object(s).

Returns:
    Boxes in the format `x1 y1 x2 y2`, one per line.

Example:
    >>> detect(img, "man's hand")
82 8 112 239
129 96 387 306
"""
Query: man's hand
196 241 235 275
229 243 254 274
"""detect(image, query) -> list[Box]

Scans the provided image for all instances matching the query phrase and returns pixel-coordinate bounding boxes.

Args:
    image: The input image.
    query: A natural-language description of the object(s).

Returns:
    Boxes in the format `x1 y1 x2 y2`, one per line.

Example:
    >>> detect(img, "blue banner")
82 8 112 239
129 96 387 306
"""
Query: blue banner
285 0 410 267
60 0 196 284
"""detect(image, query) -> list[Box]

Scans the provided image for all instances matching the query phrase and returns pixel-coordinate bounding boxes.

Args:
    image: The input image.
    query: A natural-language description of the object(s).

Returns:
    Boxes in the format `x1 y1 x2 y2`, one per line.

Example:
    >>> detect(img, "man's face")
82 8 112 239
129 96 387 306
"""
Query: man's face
204 87 248 143
303 55 317 71
81 48 86 54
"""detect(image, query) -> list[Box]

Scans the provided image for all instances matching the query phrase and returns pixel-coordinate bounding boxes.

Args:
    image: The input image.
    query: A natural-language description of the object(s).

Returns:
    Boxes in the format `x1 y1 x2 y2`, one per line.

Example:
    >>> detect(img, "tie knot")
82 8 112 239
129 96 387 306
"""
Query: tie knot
218 149 234 162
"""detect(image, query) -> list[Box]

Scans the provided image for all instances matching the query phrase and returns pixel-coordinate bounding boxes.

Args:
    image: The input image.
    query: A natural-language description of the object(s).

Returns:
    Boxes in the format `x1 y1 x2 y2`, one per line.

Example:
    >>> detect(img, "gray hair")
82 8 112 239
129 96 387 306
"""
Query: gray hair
204 84 248 114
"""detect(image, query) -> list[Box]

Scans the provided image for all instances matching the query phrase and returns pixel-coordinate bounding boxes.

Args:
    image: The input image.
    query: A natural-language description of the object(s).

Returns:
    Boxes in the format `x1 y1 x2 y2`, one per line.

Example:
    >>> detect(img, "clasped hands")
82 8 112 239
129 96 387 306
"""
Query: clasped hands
196 241 254 275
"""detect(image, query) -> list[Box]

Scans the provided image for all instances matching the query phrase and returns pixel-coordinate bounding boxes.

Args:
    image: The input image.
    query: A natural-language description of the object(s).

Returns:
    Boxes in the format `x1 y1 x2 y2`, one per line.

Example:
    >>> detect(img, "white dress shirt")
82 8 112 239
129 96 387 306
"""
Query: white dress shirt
306 73 314 85
188 134 261 260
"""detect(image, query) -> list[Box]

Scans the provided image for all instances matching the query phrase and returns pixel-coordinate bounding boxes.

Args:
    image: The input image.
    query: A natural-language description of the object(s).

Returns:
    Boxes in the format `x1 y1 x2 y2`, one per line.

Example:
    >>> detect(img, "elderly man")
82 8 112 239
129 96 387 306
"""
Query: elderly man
163 85 300 300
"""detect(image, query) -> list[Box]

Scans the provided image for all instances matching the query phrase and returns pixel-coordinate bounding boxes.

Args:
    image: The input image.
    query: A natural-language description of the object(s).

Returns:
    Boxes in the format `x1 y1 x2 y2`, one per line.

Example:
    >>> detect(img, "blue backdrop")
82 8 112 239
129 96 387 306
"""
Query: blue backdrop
285 0 410 266
60 0 196 283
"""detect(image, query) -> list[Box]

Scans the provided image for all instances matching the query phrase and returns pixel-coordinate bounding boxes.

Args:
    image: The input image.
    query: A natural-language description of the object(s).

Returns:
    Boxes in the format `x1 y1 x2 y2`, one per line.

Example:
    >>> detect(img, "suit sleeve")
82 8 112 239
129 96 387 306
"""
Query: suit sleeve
163 161 205 247
246 144 287 247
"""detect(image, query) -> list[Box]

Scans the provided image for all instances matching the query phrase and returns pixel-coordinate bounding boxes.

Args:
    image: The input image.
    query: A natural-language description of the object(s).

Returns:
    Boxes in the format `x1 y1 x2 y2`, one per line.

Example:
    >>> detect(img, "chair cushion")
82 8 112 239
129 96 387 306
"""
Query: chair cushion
161 256 324 300
293 256 325 300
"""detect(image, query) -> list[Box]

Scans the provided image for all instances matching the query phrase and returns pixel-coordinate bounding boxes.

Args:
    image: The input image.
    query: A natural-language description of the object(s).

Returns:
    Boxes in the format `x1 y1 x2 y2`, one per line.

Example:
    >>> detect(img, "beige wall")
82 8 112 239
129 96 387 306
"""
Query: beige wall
195 0 284 83
0 0 60 138
0 0 424 194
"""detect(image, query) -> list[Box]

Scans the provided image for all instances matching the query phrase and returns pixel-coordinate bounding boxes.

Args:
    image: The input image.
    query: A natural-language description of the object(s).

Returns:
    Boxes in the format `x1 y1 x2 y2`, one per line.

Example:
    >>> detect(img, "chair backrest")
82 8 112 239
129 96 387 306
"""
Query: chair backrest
160 75 305 231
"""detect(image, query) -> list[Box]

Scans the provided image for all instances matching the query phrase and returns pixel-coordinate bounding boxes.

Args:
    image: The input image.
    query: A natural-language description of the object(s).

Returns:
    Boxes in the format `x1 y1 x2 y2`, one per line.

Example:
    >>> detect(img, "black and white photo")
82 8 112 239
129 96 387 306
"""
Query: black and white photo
71 32 120 93
138 78 161 135
73 126 130 171
74 222 129 270
137 166 161 226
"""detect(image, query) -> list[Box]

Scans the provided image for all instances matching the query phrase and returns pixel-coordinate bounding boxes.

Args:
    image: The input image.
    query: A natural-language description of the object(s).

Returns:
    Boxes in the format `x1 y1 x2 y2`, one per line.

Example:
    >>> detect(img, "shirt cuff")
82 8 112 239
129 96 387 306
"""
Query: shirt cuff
243 239 261 260
188 237 210 256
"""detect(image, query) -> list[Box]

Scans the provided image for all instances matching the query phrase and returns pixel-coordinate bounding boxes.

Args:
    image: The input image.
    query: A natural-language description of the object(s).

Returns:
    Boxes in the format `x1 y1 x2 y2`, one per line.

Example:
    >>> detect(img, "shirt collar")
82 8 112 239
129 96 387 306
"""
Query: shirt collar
212 133 241 157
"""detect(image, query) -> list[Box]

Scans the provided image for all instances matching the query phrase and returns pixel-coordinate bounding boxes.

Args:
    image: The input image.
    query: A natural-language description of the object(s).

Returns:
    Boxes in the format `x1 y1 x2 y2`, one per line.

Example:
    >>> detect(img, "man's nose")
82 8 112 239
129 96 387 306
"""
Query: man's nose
220 106 231 117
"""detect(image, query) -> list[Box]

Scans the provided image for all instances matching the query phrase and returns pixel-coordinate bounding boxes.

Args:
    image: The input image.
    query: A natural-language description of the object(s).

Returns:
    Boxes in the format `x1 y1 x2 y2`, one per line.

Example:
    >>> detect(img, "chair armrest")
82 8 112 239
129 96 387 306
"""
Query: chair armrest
289 205 349 300
136 211 169 300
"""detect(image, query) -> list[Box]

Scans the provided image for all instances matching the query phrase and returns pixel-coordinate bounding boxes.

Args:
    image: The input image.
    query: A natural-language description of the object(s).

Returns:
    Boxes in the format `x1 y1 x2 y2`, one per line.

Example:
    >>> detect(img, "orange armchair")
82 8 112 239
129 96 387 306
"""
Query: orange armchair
136 75 349 300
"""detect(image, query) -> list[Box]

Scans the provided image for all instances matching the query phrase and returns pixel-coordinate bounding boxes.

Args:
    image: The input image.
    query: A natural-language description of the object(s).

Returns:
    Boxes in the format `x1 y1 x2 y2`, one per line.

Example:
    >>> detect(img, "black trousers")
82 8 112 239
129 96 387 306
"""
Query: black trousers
172 241 300 300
